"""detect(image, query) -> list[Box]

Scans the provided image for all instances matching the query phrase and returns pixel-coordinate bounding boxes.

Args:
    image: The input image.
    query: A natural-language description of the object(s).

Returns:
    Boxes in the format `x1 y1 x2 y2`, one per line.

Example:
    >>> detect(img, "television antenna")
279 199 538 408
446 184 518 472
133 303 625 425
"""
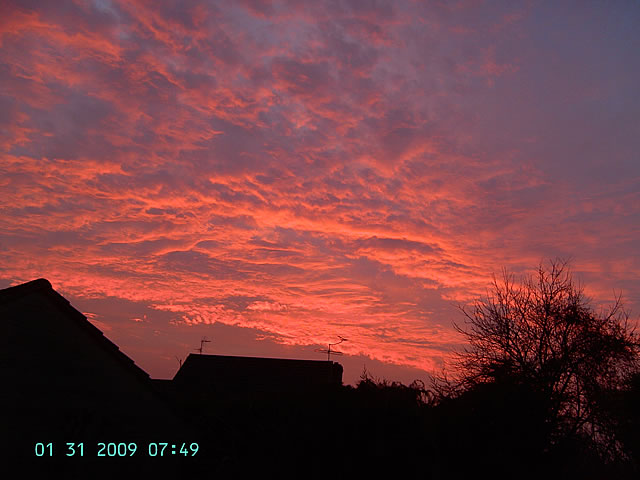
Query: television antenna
175 356 184 368
194 336 211 354
315 336 347 361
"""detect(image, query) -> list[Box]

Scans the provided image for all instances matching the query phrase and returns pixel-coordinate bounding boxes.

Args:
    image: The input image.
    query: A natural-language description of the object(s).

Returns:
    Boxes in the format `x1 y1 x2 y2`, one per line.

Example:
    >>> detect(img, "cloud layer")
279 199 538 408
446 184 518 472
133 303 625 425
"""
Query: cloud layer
2 0 639 382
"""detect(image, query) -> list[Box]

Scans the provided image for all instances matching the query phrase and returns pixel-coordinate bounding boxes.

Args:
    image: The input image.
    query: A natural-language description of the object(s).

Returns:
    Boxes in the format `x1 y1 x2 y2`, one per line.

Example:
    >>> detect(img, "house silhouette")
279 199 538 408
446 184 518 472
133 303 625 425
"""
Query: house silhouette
0 278 187 470
1 278 345 476
171 353 343 394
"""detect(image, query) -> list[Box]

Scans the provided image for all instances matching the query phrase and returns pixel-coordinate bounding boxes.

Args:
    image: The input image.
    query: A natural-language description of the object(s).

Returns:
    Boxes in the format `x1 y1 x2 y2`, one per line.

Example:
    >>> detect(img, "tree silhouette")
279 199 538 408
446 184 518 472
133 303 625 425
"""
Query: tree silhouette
444 259 639 457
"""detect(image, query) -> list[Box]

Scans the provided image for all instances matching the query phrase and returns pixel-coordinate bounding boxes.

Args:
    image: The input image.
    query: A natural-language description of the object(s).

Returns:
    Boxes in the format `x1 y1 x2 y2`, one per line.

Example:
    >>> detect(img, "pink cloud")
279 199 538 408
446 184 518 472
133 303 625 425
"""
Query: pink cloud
1 0 639 384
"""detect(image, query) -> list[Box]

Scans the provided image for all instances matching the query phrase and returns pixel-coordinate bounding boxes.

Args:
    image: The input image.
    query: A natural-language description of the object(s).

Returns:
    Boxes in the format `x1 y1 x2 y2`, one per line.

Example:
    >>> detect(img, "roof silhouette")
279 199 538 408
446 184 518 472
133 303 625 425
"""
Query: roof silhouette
1 278 186 459
0 278 150 381
173 353 343 393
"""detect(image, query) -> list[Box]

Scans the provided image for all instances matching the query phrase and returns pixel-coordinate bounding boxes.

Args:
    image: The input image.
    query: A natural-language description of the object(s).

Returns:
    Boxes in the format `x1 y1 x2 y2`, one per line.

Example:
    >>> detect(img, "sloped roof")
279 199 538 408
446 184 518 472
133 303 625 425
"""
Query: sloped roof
1 279 196 474
0 278 151 383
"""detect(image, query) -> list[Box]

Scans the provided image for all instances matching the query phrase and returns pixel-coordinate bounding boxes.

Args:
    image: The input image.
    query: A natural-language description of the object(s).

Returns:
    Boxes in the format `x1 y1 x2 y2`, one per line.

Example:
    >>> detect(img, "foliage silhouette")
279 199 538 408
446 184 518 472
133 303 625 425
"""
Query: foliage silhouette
438 259 640 459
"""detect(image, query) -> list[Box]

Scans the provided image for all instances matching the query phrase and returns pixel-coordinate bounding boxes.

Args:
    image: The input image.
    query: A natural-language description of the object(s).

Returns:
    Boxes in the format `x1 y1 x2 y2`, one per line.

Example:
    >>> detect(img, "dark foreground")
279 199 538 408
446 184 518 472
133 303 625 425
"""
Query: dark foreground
6 375 640 480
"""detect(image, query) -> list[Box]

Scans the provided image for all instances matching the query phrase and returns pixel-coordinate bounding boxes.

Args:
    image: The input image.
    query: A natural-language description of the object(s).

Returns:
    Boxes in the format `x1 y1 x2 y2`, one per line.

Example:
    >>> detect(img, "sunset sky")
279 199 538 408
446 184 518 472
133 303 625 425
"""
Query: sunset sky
1 0 639 385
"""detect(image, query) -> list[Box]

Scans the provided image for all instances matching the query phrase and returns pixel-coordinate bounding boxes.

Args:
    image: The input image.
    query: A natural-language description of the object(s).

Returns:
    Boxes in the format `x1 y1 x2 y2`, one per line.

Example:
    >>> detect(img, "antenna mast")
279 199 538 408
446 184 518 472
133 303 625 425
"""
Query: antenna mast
315 336 347 361
195 336 211 354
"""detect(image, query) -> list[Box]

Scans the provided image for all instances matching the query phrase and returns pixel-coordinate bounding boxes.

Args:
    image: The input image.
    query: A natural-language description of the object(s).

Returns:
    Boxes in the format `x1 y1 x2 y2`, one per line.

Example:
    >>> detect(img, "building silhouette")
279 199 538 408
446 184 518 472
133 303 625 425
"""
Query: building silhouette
0 279 185 450
171 352 343 394
1 278 344 477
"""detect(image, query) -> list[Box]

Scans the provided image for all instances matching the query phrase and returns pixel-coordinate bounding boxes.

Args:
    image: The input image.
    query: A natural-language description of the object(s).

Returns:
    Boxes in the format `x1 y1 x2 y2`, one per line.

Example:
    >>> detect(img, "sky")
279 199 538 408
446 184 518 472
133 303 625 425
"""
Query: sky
1 0 639 385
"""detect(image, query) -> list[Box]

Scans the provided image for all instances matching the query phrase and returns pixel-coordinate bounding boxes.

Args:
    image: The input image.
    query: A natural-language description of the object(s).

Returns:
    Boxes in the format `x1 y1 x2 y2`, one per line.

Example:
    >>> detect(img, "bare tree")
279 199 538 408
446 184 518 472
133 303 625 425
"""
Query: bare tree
445 259 639 455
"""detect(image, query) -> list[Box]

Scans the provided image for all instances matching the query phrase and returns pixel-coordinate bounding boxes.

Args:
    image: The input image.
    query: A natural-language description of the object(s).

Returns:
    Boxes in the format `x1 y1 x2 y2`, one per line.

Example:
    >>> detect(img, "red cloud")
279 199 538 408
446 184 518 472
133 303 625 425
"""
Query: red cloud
1 0 639 383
